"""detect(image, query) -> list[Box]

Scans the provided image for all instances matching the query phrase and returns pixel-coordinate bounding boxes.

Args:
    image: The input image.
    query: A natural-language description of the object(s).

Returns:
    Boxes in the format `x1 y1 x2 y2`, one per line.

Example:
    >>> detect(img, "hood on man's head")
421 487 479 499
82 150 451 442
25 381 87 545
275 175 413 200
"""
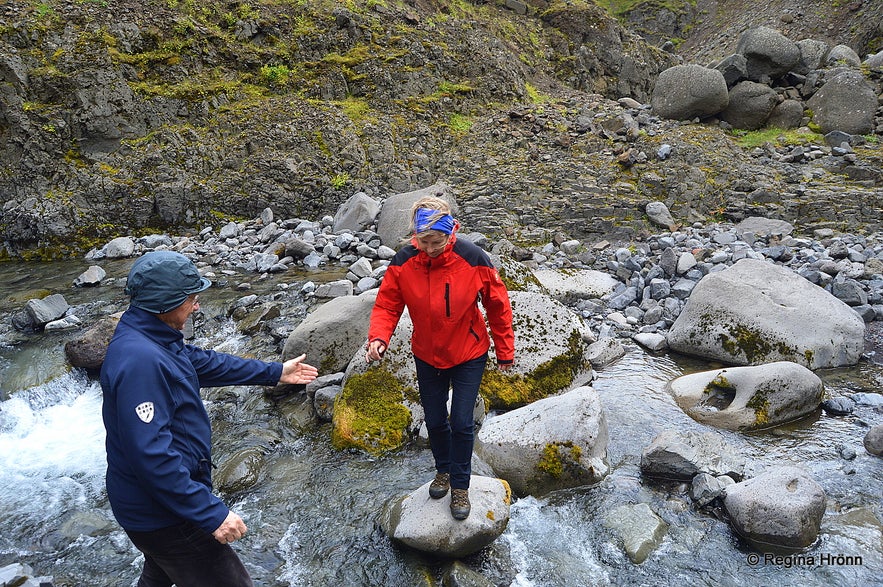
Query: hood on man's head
125 251 211 313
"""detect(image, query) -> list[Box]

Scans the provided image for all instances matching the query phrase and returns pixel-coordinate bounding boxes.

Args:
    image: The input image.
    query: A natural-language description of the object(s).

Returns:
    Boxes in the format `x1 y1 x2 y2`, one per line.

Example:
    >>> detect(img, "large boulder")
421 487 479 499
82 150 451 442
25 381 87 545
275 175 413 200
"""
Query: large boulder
719 81 779 130
668 362 824 431
532 268 619 303
475 386 609 497
807 70 878 135
379 475 511 558
793 39 829 75
666 258 865 369
332 191 381 233
723 466 826 549
375 182 456 249
650 64 729 121
281 289 378 373
734 26 800 82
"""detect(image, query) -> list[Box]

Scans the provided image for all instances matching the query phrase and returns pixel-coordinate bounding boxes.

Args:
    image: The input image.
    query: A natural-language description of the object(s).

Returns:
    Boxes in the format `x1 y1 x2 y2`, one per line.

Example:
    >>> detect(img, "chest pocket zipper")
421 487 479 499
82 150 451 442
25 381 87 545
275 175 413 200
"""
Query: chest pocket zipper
445 283 451 317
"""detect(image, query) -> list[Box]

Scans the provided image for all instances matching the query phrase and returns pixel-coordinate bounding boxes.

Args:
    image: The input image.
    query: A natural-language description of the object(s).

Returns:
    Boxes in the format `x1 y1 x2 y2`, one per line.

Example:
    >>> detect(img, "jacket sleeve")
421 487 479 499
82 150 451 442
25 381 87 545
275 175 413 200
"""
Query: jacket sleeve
111 361 229 533
367 265 406 346
185 346 283 387
480 266 515 364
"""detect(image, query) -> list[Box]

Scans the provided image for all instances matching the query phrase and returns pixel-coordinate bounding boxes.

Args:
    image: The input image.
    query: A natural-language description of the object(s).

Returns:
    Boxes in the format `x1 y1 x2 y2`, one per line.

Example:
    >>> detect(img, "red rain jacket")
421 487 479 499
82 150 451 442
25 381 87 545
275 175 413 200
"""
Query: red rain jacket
368 233 515 369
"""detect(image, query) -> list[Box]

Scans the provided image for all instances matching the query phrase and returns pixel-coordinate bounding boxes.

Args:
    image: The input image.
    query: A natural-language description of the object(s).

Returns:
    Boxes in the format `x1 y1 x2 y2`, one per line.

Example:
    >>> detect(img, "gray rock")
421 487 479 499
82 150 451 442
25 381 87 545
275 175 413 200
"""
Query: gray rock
825 44 862 67
25 293 69 326
314 279 353 298
765 99 804 129
713 53 747 86
667 258 865 369
73 265 107 287
821 396 855 416
650 64 729 120
586 337 626 369
723 466 826 549
379 475 510 558
103 236 136 258
863 424 883 456
475 386 609 496
645 201 675 230
735 26 800 82
720 81 778 130
668 362 823 431
633 332 667 351
604 503 668 564
533 268 618 302
640 429 746 480
690 472 736 507
314 385 342 421
794 39 829 74
282 289 377 373
333 191 381 233
807 70 877 135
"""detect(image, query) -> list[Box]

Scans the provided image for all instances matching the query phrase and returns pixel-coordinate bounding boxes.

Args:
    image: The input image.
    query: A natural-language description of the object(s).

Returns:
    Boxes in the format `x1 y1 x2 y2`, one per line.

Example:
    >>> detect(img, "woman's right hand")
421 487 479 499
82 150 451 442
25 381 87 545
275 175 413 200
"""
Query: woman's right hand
365 340 387 363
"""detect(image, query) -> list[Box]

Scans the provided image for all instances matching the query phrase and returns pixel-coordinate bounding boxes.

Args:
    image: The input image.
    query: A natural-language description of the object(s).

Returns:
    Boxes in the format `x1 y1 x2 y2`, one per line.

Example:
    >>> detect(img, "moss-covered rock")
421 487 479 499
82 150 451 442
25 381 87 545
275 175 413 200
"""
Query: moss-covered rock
331 367 414 454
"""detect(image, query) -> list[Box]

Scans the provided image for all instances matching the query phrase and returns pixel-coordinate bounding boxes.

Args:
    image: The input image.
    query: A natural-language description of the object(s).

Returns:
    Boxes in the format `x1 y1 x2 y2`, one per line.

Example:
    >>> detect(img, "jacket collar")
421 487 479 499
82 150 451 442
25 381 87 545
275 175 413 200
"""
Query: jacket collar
121 306 184 347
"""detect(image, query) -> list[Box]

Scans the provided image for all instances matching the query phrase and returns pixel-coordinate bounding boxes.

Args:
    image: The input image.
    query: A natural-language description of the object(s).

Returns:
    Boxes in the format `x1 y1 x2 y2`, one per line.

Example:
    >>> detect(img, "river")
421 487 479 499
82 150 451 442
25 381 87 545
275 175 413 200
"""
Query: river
0 259 881 587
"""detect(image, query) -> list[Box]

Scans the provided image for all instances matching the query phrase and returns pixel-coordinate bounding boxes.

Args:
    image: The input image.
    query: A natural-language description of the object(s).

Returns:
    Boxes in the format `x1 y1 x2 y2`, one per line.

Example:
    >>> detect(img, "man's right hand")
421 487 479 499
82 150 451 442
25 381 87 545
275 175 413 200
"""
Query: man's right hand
212 510 247 544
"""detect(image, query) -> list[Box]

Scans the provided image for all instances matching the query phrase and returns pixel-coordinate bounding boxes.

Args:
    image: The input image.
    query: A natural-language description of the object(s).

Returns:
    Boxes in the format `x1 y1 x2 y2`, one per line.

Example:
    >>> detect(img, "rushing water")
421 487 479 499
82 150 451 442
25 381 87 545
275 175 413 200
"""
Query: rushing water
0 260 881 587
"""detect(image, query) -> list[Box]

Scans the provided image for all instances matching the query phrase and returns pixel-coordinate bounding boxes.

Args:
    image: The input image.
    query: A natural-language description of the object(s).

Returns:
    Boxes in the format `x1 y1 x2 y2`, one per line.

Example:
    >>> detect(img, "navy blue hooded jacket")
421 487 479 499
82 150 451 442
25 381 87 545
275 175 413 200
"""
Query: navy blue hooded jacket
100 307 283 533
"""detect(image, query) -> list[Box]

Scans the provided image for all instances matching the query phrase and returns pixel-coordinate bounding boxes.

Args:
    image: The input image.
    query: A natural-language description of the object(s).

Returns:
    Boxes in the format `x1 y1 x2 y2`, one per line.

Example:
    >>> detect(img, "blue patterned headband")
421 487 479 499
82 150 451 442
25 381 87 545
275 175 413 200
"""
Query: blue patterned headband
414 208 455 234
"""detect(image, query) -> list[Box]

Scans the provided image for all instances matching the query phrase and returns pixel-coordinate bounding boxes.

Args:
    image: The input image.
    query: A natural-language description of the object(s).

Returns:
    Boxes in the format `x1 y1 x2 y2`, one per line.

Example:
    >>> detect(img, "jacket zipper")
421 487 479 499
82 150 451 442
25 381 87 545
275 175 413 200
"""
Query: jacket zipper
445 283 451 317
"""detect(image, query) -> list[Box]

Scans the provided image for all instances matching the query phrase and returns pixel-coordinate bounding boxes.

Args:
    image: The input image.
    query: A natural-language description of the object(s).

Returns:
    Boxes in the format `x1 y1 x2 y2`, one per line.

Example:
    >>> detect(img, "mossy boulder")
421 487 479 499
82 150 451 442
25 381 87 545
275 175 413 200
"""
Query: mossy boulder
667 258 864 369
475 386 609 497
331 367 414 454
481 290 593 409
668 361 823 431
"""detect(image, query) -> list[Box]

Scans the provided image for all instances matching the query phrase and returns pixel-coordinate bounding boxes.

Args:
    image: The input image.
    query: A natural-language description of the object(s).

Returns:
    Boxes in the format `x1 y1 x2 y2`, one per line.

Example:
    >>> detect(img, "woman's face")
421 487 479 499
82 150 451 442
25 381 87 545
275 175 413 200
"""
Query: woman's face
415 231 450 258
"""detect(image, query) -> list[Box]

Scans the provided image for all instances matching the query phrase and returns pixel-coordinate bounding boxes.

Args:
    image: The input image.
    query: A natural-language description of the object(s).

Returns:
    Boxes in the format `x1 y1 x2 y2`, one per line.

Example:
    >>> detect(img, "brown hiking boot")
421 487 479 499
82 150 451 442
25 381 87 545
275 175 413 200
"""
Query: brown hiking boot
450 488 470 520
429 473 450 499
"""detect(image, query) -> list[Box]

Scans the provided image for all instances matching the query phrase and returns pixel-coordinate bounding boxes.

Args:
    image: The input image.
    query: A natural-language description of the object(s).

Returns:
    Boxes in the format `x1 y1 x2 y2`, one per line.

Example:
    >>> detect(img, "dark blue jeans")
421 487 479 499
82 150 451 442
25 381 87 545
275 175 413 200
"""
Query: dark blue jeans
126 521 253 587
415 353 487 490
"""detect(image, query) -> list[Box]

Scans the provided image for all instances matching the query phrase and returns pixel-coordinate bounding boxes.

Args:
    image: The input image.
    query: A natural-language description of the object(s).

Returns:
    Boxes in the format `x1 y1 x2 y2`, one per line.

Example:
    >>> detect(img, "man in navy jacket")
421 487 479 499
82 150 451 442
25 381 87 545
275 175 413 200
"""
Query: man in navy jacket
100 251 318 587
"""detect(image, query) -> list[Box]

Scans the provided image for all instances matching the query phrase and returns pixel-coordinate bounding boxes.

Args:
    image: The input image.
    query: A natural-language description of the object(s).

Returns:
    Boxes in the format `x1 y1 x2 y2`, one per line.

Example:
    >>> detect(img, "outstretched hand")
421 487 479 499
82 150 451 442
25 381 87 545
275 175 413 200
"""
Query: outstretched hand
279 354 319 385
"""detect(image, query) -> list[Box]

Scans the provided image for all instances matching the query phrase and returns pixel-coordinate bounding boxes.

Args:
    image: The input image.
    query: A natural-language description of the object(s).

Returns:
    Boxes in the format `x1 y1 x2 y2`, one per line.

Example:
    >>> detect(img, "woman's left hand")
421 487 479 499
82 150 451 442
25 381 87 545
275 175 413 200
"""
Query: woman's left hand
497 362 513 372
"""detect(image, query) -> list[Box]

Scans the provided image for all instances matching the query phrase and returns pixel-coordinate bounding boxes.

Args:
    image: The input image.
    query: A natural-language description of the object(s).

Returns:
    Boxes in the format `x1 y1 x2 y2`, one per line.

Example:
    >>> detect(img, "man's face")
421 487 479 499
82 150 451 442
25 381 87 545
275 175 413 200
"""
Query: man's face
158 294 200 331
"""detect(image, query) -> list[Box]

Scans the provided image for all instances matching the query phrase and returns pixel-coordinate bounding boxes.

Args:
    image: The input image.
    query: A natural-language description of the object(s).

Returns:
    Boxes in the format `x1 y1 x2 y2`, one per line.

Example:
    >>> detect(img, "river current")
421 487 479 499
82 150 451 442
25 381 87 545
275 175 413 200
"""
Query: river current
0 260 881 587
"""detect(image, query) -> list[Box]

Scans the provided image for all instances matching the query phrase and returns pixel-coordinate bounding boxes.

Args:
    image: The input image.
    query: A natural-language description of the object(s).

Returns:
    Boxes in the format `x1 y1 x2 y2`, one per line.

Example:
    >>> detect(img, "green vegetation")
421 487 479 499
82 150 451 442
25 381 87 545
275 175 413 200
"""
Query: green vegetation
480 330 586 409
537 441 583 478
729 127 823 149
331 369 413 454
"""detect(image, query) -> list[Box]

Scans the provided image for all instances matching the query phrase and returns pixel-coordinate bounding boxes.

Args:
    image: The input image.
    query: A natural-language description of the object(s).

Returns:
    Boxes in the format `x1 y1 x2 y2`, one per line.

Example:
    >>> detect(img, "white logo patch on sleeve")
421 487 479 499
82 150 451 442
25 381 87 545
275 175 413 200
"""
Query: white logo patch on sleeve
135 402 155 423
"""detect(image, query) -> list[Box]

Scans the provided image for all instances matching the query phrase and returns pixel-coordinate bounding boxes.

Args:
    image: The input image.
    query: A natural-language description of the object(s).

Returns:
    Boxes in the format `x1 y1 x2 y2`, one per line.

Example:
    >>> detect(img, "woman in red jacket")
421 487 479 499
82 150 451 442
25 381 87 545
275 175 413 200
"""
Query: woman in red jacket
365 196 515 520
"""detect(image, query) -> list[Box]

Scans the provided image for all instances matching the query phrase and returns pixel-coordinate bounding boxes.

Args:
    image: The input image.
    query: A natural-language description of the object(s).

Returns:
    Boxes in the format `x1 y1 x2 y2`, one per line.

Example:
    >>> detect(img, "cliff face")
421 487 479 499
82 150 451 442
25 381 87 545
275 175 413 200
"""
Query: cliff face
0 0 880 258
